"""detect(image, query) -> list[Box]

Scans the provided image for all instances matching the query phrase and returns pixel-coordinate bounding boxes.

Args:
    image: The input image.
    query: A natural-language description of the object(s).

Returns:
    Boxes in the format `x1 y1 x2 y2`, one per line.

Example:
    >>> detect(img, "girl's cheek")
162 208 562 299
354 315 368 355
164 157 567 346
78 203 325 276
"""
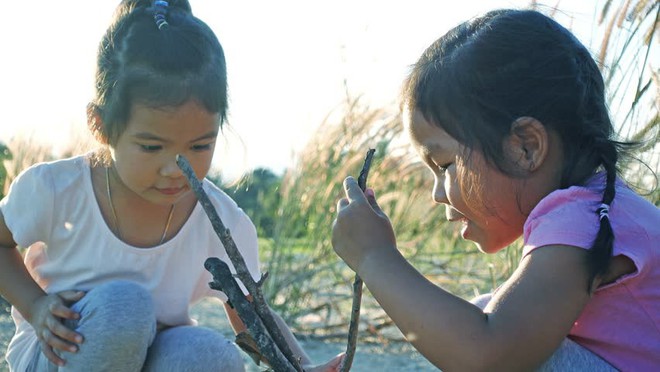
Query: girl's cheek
445 170 462 207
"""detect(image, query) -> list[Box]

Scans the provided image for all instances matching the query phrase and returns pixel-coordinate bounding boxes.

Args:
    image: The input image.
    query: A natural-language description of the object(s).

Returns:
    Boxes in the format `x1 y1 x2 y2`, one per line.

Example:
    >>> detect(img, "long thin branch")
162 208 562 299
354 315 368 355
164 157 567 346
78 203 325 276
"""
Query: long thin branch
339 148 375 372
176 155 302 371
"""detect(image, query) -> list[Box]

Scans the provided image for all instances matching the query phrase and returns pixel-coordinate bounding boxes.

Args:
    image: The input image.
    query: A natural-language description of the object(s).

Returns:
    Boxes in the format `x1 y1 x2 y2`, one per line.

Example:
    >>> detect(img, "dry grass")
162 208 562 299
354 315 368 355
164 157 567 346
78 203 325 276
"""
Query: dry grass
595 0 659 189
1 130 97 196
263 1 659 338
259 98 517 339
1 0 657 341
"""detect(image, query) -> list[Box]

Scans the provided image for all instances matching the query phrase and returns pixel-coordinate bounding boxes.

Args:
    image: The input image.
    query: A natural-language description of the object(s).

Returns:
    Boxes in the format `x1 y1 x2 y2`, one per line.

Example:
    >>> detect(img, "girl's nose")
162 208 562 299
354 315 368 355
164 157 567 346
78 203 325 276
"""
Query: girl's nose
160 156 184 177
432 175 449 204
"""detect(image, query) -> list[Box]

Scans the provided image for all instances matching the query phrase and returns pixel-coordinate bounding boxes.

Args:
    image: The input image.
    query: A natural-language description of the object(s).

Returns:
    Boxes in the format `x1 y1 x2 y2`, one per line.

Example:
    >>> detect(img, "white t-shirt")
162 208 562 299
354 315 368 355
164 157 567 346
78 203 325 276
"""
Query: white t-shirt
0 155 262 371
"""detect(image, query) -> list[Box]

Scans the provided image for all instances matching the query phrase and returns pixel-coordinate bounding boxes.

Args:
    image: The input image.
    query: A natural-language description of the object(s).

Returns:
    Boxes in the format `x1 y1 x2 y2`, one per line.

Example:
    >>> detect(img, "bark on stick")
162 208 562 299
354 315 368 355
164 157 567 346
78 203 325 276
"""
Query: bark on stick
340 148 375 372
205 258 295 371
176 155 302 371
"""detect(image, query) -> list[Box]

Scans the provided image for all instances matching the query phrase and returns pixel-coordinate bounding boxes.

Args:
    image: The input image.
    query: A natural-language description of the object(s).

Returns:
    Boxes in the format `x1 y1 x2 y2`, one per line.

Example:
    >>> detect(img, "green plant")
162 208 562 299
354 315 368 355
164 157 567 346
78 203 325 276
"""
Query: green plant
213 168 283 238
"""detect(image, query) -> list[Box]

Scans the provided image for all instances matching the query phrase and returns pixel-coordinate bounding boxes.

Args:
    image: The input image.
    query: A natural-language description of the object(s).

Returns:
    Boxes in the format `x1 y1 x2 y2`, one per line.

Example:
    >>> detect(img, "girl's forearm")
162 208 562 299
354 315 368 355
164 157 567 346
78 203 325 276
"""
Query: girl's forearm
271 309 312 366
357 248 493 370
0 247 46 322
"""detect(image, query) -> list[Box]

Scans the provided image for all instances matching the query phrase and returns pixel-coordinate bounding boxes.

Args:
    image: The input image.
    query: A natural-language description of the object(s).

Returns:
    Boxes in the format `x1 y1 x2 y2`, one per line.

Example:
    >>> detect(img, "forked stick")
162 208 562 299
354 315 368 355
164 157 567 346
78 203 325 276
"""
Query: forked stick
339 148 376 372
176 155 302 372
205 257 295 371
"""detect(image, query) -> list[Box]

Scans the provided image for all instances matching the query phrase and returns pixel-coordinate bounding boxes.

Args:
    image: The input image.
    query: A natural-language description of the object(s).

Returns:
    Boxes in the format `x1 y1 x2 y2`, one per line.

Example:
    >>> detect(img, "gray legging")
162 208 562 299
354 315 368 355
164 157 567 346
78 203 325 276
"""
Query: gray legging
26 280 245 372
470 293 617 371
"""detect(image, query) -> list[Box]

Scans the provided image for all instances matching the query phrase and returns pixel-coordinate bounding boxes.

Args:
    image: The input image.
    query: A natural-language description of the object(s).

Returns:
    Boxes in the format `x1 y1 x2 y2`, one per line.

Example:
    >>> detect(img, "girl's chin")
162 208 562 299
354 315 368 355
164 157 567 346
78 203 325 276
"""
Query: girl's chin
462 221 505 254
472 239 509 255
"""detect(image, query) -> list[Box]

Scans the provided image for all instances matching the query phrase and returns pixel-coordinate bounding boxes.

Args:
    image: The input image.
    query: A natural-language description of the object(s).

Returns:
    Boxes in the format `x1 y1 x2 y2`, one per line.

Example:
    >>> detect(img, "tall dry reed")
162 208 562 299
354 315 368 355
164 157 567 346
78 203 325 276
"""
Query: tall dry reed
262 0 659 338
259 98 518 340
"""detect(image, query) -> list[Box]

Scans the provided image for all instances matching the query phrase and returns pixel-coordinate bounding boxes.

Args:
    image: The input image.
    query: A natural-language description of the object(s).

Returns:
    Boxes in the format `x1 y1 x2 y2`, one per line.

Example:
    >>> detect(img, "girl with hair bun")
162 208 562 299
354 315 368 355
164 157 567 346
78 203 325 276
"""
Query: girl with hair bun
0 1 343 370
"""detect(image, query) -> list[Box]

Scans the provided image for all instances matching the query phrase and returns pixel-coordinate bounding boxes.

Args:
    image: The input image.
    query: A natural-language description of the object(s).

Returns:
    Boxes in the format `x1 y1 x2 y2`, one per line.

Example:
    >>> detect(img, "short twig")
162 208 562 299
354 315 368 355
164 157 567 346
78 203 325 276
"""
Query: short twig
340 148 375 372
176 155 302 372
205 258 295 371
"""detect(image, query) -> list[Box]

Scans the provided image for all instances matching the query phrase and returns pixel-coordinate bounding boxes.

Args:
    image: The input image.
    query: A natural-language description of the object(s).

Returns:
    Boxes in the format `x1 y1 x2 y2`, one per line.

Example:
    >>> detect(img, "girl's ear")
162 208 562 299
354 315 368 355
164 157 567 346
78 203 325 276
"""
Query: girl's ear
87 103 109 145
504 116 548 172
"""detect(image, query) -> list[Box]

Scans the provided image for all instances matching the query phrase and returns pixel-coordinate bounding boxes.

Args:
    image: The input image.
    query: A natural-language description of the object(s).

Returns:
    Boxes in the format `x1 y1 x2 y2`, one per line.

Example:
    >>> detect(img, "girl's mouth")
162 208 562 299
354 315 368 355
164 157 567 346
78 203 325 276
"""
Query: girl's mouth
459 218 471 239
158 186 185 195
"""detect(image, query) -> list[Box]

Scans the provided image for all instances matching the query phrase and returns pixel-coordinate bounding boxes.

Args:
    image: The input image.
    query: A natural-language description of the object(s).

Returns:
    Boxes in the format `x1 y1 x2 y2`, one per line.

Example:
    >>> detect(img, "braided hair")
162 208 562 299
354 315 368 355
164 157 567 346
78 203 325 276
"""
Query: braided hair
401 9 636 291
89 0 227 147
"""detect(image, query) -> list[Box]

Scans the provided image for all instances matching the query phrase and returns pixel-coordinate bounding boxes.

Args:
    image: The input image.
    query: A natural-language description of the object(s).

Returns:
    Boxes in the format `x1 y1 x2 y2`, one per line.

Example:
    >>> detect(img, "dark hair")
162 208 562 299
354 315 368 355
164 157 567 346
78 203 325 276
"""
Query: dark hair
401 9 635 290
89 0 228 146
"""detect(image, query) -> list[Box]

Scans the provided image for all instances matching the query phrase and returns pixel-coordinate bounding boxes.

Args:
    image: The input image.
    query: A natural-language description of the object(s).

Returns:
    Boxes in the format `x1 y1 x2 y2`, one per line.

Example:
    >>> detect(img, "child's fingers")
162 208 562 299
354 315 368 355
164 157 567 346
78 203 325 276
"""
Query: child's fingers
364 188 385 215
336 197 349 212
343 176 366 203
49 301 80 321
43 324 79 353
40 340 66 367
332 352 346 370
57 290 85 304
47 316 83 347
302 352 346 372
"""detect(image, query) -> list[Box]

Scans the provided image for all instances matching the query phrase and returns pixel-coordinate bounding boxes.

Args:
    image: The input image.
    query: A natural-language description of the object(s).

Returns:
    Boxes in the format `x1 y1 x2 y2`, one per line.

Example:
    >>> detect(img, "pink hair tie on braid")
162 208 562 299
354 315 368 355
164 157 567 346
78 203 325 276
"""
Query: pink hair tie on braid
597 203 610 221
154 0 169 30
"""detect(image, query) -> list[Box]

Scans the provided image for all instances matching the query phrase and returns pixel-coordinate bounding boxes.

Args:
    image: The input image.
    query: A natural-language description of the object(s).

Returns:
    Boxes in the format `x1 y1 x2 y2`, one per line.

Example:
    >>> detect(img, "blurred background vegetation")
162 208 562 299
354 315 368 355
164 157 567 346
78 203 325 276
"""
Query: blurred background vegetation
1 0 657 343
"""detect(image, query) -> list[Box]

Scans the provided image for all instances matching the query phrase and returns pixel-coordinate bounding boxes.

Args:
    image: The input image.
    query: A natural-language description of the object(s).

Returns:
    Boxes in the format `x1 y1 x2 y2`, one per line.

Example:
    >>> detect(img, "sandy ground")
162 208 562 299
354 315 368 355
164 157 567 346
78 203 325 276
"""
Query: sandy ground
1 299 436 371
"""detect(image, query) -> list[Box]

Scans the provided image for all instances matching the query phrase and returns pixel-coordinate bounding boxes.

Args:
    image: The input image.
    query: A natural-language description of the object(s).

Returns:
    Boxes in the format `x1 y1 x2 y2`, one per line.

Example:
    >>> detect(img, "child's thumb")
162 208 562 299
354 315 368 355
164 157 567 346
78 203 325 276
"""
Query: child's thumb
343 176 366 203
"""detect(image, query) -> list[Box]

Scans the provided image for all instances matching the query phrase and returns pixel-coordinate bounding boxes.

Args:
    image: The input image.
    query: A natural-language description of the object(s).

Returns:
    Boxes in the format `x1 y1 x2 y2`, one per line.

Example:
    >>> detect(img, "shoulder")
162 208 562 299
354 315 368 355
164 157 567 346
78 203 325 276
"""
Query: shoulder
195 179 260 263
2 155 88 201
523 173 659 257
523 176 602 250
200 178 255 229
15 154 88 186
201 178 241 213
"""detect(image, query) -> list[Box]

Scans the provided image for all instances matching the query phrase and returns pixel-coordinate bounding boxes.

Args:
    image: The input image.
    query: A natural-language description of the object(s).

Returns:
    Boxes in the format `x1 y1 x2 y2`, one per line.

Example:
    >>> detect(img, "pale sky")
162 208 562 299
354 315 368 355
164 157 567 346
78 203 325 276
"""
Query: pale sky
0 1 601 180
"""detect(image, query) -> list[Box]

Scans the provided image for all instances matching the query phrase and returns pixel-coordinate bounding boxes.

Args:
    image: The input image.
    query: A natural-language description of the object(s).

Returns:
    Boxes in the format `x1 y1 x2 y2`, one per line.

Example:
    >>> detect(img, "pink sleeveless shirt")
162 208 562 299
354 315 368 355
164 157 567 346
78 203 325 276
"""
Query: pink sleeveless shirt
522 173 660 371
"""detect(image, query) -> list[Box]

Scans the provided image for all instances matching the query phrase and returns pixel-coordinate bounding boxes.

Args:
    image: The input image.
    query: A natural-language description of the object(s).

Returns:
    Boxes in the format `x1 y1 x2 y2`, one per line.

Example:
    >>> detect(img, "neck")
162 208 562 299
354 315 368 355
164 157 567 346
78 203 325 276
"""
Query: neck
105 166 175 245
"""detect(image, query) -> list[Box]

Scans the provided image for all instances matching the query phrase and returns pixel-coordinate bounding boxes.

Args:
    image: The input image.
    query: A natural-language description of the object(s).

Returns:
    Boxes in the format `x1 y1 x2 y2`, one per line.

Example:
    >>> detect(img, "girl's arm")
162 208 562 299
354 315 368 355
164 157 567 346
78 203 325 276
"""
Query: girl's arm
0 210 47 321
357 242 590 371
0 210 85 366
332 178 591 371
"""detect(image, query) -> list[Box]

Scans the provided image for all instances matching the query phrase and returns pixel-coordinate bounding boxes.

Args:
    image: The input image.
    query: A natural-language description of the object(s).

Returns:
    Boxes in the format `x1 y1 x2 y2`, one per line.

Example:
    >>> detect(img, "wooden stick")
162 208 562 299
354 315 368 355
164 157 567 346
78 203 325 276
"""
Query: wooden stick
176 155 302 372
205 258 295 371
339 148 375 372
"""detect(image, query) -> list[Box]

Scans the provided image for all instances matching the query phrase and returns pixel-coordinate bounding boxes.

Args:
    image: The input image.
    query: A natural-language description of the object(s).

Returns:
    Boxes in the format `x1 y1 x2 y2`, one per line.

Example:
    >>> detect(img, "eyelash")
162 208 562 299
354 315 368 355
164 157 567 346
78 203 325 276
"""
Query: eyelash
140 144 162 152
437 163 451 174
191 144 212 151
138 143 213 152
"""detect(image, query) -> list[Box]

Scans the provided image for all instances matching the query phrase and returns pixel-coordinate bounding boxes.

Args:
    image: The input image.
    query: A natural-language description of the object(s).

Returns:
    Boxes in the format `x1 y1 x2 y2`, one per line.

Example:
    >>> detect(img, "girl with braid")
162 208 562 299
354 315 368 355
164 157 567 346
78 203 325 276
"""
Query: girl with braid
333 9 659 371
0 1 343 371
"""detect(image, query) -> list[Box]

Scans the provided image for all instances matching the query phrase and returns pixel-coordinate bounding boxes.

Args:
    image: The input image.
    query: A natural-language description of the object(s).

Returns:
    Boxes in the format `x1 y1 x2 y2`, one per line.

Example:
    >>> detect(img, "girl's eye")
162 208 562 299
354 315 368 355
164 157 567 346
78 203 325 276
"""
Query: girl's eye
437 163 451 175
139 144 162 152
191 143 213 151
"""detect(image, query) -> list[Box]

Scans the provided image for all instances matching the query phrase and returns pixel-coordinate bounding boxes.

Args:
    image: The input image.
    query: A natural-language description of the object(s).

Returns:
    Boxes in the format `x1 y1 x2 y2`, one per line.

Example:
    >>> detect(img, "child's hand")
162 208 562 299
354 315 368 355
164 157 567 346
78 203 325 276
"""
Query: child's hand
303 352 345 371
29 290 85 366
332 176 397 273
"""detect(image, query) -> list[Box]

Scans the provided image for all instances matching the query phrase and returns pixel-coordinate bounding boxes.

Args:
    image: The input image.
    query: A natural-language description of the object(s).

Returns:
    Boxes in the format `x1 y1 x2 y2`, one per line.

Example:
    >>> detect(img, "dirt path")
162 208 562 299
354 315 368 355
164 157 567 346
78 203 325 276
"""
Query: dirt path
1 299 436 371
